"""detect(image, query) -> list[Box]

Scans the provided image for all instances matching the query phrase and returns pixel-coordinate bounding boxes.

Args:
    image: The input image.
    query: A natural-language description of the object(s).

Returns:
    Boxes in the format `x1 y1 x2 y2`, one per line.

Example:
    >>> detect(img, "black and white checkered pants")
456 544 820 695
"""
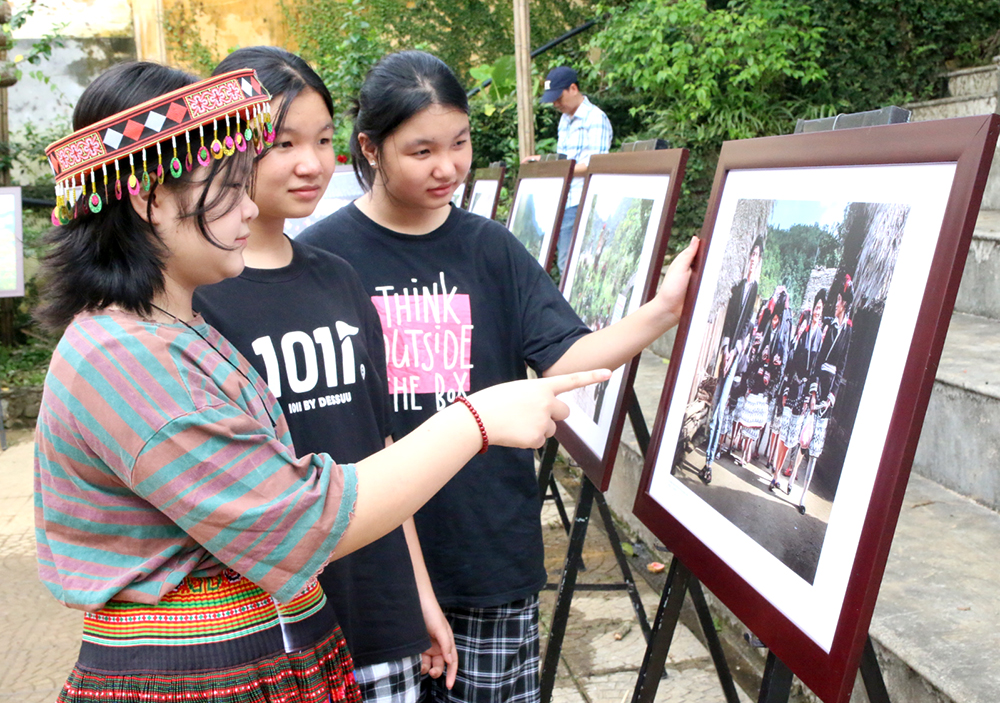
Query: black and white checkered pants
355 655 422 703
421 595 540 703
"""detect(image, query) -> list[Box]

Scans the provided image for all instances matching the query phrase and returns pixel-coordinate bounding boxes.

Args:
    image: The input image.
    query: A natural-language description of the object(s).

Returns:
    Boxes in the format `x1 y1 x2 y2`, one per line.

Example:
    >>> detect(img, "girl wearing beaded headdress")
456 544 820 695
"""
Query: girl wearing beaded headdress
34 61 608 703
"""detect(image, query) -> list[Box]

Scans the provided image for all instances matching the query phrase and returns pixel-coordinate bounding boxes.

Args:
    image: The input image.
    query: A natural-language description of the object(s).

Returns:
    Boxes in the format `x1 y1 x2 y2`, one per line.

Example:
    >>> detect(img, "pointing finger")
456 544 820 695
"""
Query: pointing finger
543 369 612 396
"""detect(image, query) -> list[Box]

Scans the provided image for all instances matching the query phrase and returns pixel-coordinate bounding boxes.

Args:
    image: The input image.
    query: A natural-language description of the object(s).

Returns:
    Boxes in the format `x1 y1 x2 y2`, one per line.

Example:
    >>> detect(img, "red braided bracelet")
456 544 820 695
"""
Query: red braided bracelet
454 395 489 454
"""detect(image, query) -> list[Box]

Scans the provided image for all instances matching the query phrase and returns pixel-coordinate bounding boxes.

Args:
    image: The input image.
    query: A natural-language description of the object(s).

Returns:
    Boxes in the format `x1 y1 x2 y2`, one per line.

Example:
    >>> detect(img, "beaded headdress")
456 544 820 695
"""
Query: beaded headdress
44 68 274 225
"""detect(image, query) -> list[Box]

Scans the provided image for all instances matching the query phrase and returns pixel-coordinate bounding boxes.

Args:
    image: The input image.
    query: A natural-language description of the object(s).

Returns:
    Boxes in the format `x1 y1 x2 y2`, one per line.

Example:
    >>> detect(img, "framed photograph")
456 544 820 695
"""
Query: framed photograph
506 159 575 270
286 166 364 238
468 164 505 220
451 171 472 209
0 187 24 298
556 149 688 491
633 115 999 703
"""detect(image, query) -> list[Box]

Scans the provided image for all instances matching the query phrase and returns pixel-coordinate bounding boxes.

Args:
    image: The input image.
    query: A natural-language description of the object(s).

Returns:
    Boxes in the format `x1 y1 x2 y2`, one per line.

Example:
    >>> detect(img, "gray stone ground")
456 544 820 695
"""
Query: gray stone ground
0 432 752 703
539 467 754 703
0 432 81 703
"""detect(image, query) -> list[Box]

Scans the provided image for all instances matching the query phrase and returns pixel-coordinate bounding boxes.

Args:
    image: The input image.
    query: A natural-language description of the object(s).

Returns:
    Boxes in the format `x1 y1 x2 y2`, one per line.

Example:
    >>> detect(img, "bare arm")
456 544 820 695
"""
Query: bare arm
332 369 611 558
544 238 699 377
402 516 457 688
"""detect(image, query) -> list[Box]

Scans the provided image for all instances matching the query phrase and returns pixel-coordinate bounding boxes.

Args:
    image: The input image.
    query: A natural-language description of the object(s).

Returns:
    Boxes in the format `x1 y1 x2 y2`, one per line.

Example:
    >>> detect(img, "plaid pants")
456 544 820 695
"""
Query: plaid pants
355 655 422 703
421 596 540 703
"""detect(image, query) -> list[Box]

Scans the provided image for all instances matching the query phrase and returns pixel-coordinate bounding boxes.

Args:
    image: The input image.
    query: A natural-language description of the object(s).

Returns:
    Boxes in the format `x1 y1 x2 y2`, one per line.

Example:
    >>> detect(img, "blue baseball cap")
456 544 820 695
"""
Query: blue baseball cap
540 66 578 103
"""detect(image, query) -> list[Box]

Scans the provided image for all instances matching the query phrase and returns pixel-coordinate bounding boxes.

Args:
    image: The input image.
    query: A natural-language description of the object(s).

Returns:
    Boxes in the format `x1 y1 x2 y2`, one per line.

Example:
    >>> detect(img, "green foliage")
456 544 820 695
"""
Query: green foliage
587 0 827 144
366 0 591 84
5 0 66 81
5 118 70 186
798 0 1000 109
282 0 390 158
568 197 652 327
759 224 842 309
284 0 390 119
577 0 828 249
162 0 220 77
469 55 517 108
0 330 56 387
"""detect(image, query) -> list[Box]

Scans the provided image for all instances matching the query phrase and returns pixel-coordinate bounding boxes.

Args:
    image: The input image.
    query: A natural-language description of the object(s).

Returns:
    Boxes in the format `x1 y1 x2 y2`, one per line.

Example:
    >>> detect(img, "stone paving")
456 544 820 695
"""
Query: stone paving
0 431 81 703
0 433 752 703
539 467 754 703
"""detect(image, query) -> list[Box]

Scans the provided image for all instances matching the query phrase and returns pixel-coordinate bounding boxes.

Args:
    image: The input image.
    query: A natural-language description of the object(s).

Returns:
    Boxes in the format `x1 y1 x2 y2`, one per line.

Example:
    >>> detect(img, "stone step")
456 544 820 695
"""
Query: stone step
944 63 998 100
907 93 997 123
600 349 1000 703
911 312 1000 510
955 210 1000 320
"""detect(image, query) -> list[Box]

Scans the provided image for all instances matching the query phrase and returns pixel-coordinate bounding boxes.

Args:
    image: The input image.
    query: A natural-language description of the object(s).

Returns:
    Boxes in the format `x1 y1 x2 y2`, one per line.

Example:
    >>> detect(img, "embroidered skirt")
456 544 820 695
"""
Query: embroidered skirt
740 394 770 440
59 570 362 703
781 410 805 448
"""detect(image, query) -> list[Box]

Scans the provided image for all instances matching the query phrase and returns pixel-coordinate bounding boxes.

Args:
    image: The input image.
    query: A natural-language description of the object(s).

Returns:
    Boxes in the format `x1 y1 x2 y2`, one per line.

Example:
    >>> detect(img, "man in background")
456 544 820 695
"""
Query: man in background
526 66 613 277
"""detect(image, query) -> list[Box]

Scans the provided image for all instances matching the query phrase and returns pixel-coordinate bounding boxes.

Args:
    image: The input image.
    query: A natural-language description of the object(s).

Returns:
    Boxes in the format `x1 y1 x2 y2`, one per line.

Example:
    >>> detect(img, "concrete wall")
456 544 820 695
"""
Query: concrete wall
158 0 293 71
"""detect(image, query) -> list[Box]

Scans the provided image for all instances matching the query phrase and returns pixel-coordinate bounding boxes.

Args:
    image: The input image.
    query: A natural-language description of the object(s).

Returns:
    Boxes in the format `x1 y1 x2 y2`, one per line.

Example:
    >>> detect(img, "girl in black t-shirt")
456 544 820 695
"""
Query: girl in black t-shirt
299 50 698 703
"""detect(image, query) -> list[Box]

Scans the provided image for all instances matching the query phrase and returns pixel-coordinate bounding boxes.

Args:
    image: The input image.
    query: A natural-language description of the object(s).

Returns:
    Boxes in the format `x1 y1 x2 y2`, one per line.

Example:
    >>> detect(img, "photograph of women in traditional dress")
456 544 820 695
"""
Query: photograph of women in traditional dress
668 197 909 583
636 119 997 700
508 177 567 264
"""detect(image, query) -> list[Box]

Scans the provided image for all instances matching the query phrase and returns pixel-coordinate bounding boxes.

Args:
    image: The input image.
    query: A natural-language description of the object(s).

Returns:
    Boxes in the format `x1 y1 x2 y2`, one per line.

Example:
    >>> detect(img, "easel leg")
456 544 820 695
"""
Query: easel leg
537 437 559 497
594 489 652 641
860 636 891 703
539 479 596 703
628 389 651 456
757 651 793 703
631 558 692 703
548 473 573 536
689 579 741 703
537 438 572 535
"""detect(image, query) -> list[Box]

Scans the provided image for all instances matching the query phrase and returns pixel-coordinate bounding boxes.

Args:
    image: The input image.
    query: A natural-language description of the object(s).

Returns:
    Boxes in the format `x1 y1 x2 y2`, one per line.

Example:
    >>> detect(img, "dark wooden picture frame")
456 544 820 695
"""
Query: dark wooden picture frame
632 115 999 703
0 187 24 298
468 164 505 220
451 170 473 209
506 159 575 271
556 148 688 491
286 165 363 238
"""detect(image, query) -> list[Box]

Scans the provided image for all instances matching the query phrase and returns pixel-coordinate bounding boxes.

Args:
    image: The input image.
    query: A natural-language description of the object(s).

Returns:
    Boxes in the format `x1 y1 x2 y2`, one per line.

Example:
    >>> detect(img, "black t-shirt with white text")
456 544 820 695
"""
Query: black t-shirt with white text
195 239 428 666
300 204 591 608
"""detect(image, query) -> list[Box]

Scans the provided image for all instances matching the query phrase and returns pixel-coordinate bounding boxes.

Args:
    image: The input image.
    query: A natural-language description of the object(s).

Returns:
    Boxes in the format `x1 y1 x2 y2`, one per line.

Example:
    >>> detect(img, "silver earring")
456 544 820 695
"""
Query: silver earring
369 161 376 167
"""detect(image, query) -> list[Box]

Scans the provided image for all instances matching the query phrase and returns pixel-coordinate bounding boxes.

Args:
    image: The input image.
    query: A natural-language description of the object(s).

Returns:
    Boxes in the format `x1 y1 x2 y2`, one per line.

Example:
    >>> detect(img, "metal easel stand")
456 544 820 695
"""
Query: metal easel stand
538 437 573 535
631 564 891 703
754 635 890 703
631 558 742 703
538 390 654 703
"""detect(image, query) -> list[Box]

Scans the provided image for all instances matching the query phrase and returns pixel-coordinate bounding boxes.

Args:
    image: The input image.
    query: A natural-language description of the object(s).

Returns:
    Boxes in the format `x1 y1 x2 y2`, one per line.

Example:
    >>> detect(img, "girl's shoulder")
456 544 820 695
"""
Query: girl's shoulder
56 310 249 411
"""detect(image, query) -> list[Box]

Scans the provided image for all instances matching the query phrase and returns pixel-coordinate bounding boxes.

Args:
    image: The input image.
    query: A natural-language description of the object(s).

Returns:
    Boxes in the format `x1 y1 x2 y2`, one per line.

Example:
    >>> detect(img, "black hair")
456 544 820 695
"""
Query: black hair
351 50 469 191
839 274 855 309
751 235 765 256
214 47 334 144
36 62 256 330
813 288 828 312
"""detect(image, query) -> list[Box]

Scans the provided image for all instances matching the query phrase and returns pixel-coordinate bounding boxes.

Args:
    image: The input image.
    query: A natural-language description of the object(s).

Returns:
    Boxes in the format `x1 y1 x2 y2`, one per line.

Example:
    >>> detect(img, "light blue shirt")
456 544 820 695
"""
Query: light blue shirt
557 96 613 207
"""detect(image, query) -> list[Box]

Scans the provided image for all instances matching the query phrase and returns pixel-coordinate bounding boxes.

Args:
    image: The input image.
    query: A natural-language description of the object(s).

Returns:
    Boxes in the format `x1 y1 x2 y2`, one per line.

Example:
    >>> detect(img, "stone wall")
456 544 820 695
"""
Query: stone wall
1 386 41 430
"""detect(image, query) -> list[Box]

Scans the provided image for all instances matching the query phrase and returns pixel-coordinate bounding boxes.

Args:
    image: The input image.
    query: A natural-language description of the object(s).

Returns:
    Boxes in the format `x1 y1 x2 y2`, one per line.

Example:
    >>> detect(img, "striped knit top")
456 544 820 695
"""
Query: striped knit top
34 309 358 612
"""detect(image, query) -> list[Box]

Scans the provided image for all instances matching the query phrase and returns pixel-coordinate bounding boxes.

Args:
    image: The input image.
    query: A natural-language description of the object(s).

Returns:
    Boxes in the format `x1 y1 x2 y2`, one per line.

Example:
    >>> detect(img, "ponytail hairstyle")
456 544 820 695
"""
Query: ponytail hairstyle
351 50 469 191
36 62 257 330
214 46 334 146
